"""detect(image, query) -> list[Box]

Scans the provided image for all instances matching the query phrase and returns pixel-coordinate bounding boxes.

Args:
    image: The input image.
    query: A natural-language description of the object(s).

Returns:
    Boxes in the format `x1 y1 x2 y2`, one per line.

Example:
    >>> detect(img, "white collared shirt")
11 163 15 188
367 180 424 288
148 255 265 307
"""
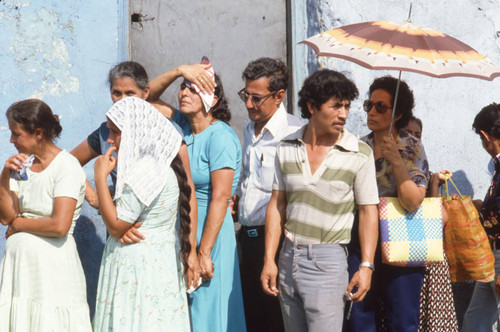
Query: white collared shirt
235 103 303 226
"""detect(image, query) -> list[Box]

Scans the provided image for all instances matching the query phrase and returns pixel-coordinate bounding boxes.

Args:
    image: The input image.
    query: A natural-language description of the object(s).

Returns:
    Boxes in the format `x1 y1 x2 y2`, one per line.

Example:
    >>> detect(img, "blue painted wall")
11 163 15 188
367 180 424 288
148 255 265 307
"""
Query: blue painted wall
0 0 128 316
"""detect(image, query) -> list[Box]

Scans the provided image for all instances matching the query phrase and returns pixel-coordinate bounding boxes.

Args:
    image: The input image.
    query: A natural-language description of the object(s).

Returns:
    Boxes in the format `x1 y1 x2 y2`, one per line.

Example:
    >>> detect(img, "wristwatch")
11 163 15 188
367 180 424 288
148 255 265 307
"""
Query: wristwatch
359 262 375 271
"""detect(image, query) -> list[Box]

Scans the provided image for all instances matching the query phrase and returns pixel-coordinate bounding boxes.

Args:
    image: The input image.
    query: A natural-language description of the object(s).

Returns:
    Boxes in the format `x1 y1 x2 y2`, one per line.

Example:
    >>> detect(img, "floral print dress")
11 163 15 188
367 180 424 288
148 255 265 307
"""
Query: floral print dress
93 168 190 332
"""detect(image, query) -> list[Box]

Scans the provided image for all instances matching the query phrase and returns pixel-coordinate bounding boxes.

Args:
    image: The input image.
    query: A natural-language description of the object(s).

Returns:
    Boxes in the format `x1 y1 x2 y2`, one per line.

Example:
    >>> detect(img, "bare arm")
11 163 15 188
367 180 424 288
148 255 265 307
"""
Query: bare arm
429 170 453 225
261 189 287 297
71 139 99 166
71 139 100 209
94 147 133 238
394 165 426 211
197 168 234 280
346 204 378 302
7 197 76 237
148 64 216 102
0 154 24 225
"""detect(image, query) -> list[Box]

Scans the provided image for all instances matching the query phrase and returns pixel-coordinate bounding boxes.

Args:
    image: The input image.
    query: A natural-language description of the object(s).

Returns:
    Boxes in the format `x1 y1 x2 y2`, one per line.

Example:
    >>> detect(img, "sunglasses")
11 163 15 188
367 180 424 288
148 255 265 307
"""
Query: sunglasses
238 88 277 106
180 82 197 93
363 100 391 114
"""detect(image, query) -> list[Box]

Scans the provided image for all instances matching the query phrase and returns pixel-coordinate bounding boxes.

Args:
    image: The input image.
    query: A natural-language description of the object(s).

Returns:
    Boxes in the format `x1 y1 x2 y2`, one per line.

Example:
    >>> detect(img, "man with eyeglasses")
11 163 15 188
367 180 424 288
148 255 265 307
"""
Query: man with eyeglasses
260 69 379 331
231 57 302 332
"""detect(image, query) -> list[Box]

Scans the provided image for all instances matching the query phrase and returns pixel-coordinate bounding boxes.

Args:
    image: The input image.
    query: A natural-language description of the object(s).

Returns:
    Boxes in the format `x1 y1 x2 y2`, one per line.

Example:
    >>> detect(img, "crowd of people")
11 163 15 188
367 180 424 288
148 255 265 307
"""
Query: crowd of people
0 56 499 332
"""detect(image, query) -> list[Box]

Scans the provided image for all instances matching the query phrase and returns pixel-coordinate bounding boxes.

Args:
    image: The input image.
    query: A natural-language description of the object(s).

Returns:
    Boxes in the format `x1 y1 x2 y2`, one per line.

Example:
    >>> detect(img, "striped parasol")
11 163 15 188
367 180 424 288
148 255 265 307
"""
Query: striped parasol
301 20 500 81
301 19 500 134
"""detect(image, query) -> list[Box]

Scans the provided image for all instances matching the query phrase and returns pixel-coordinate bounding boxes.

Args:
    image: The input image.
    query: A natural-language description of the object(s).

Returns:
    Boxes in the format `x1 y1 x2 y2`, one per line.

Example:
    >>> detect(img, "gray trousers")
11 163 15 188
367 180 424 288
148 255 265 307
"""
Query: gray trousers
278 238 348 332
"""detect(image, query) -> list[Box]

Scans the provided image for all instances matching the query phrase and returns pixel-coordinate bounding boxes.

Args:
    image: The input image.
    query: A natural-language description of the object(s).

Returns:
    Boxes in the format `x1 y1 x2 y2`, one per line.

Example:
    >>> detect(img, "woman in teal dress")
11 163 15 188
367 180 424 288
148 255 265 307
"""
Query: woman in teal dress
172 69 246 331
92 97 194 331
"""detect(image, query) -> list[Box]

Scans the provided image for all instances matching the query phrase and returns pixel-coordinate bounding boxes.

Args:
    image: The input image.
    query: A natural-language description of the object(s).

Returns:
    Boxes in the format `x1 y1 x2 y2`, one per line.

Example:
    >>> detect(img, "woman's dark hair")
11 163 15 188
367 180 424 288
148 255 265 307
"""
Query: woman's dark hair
6 99 62 141
242 57 288 92
409 116 423 132
473 102 500 139
298 69 359 119
171 154 192 274
209 73 231 124
369 76 415 130
108 61 149 91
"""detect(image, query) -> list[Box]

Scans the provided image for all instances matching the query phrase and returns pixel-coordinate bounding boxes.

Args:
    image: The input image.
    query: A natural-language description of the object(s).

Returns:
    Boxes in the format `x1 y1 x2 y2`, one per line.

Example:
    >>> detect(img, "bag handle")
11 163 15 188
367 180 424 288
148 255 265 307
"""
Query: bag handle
443 176 464 200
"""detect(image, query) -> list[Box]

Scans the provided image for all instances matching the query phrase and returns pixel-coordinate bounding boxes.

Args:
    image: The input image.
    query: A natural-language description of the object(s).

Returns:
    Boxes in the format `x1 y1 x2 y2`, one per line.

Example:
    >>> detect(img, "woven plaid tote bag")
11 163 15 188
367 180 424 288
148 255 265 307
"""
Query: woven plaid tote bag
379 197 444 267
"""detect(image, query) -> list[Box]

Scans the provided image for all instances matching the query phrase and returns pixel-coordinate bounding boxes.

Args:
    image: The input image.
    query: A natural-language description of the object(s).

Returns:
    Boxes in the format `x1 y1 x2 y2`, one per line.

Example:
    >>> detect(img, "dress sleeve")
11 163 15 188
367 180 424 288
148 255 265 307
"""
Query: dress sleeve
87 122 107 155
353 149 379 205
207 128 240 172
53 154 86 200
116 184 145 224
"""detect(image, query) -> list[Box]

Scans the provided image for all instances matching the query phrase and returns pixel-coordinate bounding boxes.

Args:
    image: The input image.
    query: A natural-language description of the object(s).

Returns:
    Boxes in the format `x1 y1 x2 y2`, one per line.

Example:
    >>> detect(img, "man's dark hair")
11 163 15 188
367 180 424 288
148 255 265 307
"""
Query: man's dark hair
473 102 500 139
242 57 288 92
298 69 359 119
369 76 415 130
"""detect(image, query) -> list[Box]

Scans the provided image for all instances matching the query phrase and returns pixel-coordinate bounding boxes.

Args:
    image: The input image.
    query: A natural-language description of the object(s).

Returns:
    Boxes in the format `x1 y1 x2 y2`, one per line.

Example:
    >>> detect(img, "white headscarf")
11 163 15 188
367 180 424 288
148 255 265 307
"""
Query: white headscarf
184 56 215 112
106 97 182 206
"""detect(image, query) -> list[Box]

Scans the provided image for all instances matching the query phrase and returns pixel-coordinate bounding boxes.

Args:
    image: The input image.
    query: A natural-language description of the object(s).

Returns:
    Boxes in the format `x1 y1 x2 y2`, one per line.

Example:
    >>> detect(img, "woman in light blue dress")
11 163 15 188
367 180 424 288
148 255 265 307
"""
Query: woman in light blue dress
92 97 194 331
172 68 246 331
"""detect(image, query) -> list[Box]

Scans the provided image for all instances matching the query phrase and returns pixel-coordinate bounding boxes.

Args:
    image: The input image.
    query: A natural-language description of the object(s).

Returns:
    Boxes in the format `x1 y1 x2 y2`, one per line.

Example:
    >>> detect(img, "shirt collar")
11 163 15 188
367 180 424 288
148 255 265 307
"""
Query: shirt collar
290 125 359 152
249 103 288 138
334 128 359 152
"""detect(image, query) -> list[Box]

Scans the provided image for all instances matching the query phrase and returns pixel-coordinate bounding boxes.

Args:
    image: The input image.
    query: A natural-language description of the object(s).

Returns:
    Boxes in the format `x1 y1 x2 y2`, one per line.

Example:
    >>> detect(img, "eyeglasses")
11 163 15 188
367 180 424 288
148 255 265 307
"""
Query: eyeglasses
363 100 391 114
238 88 277 106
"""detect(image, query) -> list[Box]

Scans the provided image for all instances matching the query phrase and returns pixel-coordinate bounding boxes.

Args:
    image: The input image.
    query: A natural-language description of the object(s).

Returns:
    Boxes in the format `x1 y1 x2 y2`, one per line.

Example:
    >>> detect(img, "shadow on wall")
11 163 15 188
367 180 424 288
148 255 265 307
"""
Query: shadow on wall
448 170 475 198
74 211 106 319
448 159 494 198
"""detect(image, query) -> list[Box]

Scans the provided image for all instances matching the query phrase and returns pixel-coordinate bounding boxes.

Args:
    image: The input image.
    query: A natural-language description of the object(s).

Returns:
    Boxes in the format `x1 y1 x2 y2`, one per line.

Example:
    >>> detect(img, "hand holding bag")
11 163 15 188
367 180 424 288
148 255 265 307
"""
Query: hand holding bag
379 196 444 267
442 177 495 282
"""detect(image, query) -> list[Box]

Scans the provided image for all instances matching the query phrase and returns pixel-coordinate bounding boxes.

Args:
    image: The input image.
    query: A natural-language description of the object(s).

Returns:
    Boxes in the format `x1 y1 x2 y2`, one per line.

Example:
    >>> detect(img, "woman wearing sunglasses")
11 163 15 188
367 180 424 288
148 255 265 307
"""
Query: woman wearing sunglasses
345 76 430 332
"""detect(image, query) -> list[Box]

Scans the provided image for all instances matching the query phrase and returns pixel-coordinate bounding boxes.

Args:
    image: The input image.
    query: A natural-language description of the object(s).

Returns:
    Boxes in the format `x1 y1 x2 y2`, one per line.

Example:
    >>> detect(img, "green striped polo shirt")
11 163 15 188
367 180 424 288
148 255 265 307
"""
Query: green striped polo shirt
273 126 379 245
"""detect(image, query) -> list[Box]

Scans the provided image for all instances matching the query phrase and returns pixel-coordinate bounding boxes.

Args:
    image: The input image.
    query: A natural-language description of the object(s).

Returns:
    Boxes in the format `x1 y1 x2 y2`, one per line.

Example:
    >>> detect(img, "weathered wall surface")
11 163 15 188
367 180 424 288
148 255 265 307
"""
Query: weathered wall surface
292 0 500 199
129 0 288 141
0 0 127 316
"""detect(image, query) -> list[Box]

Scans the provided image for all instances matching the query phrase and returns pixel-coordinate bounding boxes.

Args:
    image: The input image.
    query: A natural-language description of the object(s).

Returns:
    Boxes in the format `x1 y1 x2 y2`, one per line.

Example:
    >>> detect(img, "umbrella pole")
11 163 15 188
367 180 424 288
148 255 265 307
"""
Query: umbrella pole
388 70 402 138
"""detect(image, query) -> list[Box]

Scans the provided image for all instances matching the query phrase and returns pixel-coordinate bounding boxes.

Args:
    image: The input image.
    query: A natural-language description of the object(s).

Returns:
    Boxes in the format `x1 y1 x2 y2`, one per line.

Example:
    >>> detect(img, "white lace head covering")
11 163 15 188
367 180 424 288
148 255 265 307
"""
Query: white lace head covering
106 97 182 206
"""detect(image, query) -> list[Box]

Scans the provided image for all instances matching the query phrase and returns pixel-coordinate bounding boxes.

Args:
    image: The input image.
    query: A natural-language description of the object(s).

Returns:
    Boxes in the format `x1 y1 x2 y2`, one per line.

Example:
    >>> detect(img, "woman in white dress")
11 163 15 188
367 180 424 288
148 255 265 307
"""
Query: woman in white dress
0 99 92 331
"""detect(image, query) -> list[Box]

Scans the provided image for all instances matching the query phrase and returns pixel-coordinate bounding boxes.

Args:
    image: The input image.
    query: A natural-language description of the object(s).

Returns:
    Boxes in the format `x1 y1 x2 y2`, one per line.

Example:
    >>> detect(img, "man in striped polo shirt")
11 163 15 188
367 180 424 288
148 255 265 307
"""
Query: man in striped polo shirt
261 69 379 331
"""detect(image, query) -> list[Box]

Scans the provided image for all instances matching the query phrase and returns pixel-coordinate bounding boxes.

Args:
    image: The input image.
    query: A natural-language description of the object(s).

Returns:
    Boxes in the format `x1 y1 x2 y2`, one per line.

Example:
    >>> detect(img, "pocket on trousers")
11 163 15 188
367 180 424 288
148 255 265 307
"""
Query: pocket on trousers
312 250 347 273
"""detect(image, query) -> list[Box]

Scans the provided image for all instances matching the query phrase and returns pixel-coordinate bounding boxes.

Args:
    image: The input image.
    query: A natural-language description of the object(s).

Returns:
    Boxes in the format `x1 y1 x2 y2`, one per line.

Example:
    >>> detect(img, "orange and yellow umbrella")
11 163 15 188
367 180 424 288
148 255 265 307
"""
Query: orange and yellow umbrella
301 21 500 81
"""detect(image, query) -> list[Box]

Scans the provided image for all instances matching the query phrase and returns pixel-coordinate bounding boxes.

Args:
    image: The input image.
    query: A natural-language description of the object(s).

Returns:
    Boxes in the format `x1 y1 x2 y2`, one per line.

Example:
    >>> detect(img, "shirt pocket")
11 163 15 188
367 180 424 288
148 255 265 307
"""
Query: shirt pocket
327 181 353 202
258 160 276 192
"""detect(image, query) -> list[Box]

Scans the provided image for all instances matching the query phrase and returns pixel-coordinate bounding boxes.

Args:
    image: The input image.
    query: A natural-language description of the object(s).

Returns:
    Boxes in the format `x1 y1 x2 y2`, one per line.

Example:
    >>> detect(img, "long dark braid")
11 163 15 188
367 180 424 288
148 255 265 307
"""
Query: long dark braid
171 154 192 273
